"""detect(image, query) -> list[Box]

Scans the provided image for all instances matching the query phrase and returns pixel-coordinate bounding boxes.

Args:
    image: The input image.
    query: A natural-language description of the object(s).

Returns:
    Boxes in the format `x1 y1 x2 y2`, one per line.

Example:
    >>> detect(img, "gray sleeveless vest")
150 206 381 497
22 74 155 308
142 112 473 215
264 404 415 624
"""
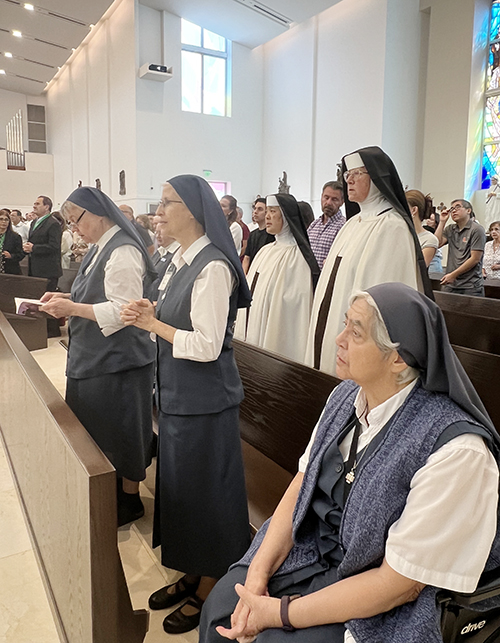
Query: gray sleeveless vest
156 243 243 415
67 229 155 379
237 380 499 643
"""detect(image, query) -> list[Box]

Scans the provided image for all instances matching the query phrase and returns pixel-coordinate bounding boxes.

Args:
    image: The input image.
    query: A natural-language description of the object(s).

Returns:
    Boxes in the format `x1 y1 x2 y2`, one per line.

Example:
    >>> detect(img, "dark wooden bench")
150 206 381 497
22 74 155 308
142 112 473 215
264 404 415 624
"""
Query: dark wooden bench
233 340 339 531
434 290 500 355
0 273 49 350
430 274 500 300
234 323 499 531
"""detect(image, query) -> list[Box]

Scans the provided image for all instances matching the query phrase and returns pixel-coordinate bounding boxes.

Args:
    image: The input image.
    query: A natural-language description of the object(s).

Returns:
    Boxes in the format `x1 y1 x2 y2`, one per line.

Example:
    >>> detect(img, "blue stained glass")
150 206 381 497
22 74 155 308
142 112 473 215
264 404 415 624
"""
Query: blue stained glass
491 1 500 42
483 145 500 188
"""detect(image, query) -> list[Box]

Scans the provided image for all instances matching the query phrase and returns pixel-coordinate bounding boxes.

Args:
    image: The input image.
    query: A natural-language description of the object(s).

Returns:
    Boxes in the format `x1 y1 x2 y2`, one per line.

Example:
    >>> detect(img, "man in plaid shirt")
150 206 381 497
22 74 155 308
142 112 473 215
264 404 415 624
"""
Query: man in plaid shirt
307 181 345 269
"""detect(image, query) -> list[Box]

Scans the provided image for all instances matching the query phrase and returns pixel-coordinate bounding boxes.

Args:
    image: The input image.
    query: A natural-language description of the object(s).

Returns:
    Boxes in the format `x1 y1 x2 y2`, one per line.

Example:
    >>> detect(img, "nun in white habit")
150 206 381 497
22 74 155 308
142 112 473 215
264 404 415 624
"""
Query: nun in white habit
305 146 432 374
234 193 320 362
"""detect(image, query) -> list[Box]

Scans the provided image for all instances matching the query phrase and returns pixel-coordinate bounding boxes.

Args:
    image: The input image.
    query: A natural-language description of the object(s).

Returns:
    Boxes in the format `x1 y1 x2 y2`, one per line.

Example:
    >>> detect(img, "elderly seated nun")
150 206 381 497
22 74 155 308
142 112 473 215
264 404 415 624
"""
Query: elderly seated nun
40 186 157 527
121 175 252 635
234 194 320 362
199 282 500 643
305 146 431 374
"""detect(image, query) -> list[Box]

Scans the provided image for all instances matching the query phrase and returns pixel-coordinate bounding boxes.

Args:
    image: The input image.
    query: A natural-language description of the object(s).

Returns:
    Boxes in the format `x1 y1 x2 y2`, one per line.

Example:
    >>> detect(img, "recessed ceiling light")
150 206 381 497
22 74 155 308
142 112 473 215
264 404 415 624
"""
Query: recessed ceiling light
4 52 13 58
0 70 6 75
24 3 35 10
12 30 23 38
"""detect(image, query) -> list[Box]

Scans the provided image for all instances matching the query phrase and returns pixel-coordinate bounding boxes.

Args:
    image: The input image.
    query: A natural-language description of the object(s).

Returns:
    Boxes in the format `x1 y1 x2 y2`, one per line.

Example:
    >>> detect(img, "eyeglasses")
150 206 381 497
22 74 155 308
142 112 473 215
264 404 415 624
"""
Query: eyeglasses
69 209 87 230
343 169 369 182
0 217 10 223
448 204 464 213
157 199 183 210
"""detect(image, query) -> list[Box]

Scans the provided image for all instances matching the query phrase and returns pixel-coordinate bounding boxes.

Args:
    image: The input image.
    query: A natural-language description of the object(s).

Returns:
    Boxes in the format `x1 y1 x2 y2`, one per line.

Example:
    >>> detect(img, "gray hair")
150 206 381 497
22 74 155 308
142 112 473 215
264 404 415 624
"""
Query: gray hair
349 291 419 385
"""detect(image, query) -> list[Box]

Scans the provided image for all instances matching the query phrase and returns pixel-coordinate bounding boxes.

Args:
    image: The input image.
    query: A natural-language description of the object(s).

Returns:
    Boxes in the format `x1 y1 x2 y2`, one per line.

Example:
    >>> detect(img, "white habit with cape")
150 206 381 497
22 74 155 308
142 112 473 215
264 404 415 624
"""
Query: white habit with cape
234 217 313 362
305 186 421 374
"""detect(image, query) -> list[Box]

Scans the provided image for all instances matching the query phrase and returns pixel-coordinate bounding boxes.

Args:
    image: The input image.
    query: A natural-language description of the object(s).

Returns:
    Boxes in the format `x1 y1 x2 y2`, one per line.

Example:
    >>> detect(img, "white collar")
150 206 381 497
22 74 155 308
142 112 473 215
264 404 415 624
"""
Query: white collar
172 235 210 269
354 378 418 440
158 240 181 256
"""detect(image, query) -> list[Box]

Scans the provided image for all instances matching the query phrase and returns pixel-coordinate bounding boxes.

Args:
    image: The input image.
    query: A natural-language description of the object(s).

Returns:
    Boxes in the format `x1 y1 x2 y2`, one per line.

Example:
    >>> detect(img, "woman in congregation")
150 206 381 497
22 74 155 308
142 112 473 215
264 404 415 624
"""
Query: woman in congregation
234 193 320 363
405 189 438 267
0 208 24 274
121 175 251 635
306 146 431 374
40 186 157 527
483 220 500 279
52 211 74 269
221 194 243 255
199 282 500 643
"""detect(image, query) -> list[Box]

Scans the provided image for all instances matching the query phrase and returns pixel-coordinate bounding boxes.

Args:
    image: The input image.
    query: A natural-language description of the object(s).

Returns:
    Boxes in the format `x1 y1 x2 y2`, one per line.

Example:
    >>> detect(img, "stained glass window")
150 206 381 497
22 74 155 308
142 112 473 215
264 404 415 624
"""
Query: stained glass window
483 2 500 187
181 19 230 117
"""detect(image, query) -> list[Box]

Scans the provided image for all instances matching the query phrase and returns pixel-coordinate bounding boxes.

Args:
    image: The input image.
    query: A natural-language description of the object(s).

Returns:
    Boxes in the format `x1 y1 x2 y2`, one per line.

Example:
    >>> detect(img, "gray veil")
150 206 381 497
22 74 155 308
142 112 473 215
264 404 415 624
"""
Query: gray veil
367 282 497 439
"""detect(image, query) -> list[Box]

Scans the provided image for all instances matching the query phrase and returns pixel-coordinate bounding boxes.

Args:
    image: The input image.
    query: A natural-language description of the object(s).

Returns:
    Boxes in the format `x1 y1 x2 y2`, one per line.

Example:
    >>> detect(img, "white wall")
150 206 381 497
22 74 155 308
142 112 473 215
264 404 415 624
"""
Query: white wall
0 151 54 211
135 4 264 217
420 0 487 207
46 0 137 208
261 0 425 216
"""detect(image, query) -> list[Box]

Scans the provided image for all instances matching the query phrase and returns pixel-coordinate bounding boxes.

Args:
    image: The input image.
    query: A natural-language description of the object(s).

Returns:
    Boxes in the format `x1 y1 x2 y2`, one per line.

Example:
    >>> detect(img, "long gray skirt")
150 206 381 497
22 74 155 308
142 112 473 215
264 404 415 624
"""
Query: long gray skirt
153 406 251 579
66 362 155 481
199 565 346 642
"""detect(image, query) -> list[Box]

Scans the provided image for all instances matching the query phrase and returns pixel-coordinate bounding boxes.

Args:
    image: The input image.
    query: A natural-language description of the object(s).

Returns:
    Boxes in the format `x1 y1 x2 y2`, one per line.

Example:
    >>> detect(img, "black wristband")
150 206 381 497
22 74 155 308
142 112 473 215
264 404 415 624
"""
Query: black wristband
280 594 301 632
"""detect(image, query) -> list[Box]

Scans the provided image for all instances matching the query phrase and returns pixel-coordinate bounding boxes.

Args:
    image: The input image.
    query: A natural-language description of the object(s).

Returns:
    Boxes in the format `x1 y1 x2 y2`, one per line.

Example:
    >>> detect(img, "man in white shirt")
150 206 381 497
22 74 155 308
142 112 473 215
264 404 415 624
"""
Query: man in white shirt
9 209 29 243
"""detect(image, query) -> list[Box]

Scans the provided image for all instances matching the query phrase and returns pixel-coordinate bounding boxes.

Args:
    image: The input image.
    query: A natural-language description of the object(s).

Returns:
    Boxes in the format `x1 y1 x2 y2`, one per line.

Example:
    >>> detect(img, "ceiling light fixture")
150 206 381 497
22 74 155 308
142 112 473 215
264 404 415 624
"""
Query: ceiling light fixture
89 24 94 29
4 52 13 58
24 3 35 10
0 70 6 75
12 30 23 38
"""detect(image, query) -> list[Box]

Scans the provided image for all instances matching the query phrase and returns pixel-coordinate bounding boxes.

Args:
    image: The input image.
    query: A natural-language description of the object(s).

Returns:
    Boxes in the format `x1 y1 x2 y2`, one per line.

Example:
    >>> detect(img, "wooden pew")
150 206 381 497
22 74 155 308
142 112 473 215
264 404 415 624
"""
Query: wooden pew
434 290 500 355
234 331 499 531
234 340 339 531
0 273 48 350
430 274 500 300
0 312 148 643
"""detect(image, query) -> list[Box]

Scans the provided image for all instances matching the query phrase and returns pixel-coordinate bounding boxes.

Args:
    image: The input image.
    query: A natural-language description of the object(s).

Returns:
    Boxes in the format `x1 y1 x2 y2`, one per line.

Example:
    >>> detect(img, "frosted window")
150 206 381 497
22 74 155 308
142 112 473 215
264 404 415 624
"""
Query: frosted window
182 51 202 113
181 20 201 47
203 28 226 52
203 56 226 116
181 19 229 116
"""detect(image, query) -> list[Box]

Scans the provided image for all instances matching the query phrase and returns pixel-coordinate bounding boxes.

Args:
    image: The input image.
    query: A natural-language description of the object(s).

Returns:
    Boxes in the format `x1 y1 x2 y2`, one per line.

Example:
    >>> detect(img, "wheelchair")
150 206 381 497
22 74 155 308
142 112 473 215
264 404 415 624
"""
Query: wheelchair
439 567 500 642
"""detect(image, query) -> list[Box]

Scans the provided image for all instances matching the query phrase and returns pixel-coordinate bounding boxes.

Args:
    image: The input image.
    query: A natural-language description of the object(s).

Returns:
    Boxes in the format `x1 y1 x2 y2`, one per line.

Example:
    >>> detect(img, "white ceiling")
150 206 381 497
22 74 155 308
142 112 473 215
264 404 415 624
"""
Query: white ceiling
0 0 341 96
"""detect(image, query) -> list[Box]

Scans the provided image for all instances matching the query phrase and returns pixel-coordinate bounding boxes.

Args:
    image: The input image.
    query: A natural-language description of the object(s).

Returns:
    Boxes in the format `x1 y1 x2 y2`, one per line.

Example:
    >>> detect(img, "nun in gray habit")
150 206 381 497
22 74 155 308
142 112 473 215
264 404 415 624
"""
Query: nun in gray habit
199 282 500 643
121 175 252 635
41 186 157 527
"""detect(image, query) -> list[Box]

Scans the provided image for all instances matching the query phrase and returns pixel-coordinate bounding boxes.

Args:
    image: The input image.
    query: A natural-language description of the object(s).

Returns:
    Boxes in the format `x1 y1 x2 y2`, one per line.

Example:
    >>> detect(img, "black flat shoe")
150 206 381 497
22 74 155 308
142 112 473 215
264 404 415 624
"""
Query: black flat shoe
149 576 200 611
162 595 204 634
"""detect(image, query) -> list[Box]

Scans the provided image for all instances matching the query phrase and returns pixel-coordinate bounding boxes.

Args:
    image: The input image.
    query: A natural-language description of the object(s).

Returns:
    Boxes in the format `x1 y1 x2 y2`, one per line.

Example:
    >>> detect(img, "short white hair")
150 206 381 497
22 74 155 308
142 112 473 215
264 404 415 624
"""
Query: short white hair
349 290 419 385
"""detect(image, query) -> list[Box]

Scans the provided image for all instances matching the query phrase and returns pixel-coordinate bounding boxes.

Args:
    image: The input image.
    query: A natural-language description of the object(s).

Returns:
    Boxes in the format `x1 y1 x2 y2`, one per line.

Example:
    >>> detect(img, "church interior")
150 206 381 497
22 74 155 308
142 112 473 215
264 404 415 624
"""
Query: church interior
1 0 500 642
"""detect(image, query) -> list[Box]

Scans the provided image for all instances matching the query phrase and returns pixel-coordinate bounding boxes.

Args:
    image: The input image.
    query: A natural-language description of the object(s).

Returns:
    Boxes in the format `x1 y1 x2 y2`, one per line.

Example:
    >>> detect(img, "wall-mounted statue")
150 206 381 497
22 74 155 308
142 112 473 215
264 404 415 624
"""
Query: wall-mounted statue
95 178 101 191
278 171 290 194
119 170 126 196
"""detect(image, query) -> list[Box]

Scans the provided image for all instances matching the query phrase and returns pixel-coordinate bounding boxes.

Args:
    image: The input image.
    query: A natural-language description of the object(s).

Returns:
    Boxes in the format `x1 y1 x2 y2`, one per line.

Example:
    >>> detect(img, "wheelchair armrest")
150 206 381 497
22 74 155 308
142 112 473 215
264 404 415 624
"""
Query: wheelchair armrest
438 568 500 607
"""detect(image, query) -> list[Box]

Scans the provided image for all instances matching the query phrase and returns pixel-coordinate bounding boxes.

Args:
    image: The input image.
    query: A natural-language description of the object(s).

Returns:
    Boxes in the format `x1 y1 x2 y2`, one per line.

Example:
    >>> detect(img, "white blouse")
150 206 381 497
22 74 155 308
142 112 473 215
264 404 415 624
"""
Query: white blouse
84 225 146 337
483 240 500 279
299 380 498 643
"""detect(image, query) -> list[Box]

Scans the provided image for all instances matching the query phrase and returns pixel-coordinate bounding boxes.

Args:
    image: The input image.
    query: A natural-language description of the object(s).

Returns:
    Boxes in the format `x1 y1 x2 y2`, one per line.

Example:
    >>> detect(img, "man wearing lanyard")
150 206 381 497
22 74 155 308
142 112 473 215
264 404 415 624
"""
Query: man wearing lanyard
23 195 62 291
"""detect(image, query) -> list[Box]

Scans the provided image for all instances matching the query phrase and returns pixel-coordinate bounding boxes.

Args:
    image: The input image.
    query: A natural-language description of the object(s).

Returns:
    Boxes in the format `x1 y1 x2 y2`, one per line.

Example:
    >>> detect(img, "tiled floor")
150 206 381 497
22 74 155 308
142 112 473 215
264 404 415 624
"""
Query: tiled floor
0 333 199 643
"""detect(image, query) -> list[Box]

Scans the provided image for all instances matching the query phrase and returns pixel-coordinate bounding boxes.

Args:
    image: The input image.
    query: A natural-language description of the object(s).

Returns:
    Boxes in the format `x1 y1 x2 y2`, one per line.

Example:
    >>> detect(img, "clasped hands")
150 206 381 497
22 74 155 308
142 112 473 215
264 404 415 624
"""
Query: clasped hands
216 582 283 642
120 298 156 332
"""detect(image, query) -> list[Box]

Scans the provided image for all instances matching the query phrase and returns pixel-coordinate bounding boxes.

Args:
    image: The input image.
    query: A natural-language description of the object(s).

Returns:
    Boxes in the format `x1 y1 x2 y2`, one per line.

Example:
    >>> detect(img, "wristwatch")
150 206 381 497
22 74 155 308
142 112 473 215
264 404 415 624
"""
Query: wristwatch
280 594 301 632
